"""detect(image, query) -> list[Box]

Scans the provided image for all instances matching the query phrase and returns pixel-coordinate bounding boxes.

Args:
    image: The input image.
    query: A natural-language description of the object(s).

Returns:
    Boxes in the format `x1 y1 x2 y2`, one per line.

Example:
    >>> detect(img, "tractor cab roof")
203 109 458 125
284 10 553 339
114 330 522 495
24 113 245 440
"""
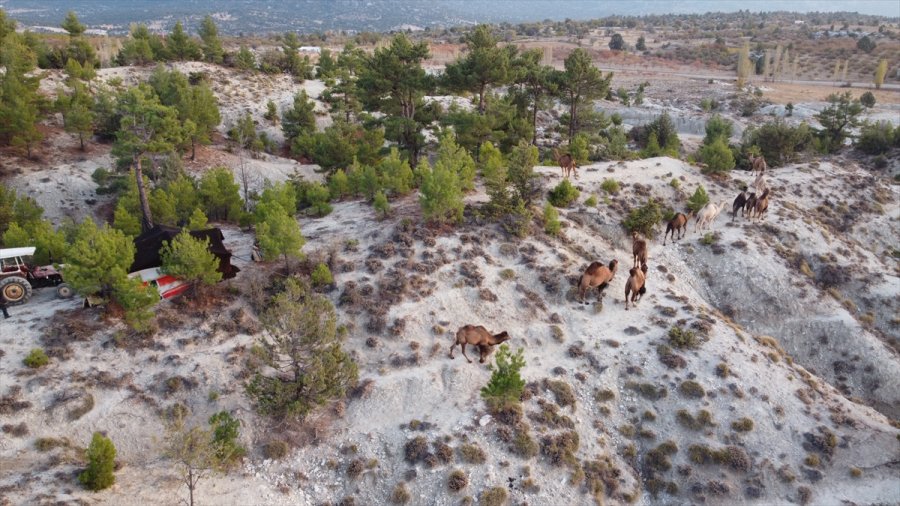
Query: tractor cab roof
0 247 36 260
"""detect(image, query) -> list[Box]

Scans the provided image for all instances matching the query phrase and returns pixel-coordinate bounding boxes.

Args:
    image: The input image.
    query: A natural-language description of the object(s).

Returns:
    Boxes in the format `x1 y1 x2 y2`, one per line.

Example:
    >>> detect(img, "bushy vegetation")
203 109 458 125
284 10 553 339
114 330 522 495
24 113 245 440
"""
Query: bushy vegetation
245 279 357 420
543 203 561 236
622 199 663 237
686 186 709 213
547 179 580 208
23 348 49 368
856 121 897 156
481 345 526 412
79 433 116 490
743 120 813 166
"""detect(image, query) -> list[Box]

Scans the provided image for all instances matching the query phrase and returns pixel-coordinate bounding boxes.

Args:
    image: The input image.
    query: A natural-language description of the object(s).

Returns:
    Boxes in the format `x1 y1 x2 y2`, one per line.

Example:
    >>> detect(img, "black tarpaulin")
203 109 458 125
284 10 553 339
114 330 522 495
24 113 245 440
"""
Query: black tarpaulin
129 225 239 279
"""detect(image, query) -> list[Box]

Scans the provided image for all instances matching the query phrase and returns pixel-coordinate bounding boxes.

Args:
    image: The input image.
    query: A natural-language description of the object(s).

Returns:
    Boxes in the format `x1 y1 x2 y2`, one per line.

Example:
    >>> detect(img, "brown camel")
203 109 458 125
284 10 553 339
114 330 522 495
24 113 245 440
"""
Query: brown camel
663 211 693 245
552 148 577 179
632 231 648 268
749 154 767 174
752 188 771 220
449 325 511 363
578 259 618 303
624 262 648 310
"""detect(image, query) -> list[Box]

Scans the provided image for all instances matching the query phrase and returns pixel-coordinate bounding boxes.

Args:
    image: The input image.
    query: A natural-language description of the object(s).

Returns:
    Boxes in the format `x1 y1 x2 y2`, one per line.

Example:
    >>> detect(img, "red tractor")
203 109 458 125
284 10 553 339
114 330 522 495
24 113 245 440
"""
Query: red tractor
0 247 73 305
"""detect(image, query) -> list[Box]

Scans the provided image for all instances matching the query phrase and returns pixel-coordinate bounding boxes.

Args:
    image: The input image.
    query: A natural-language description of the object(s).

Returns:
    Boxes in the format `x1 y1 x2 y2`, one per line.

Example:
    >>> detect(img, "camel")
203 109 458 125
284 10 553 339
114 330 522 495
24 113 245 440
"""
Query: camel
753 172 768 196
624 262 648 310
744 192 757 218
578 259 618 304
732 190 748 221
751 188 771 221
449 325 511 363
632 231 648 268
695 201 727 232
552 148 577 179
663 211 693 245
749 154 767 174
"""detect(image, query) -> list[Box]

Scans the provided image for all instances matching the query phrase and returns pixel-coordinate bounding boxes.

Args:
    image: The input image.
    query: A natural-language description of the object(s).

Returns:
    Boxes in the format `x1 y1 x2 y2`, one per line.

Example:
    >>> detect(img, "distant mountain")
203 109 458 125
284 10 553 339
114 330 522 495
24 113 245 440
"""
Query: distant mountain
1 0 897 35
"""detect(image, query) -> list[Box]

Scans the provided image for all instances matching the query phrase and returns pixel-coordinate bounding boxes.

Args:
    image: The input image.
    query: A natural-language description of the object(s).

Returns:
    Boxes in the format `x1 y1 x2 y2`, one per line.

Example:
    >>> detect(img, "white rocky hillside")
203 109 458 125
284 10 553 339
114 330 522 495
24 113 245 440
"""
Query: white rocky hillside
1 156 898 506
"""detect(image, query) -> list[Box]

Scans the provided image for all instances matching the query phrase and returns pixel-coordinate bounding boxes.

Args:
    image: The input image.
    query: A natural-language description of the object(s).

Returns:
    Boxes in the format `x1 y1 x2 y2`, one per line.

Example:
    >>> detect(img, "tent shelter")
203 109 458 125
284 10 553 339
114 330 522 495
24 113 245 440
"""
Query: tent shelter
129 225 239 279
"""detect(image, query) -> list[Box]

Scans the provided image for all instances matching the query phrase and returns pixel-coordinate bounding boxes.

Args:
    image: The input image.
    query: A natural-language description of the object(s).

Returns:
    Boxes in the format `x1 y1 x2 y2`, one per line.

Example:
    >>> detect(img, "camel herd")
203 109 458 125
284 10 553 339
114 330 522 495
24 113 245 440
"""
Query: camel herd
450 155 775 363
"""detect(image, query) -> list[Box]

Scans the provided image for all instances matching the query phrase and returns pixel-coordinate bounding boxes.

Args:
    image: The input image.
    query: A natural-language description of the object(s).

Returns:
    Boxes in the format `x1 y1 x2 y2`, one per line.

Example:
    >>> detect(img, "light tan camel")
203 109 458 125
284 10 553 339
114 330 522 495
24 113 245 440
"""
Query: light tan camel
752 188 771 220
448 325 511 363
749 154 767 174
552 148 577 179
578 259 618 303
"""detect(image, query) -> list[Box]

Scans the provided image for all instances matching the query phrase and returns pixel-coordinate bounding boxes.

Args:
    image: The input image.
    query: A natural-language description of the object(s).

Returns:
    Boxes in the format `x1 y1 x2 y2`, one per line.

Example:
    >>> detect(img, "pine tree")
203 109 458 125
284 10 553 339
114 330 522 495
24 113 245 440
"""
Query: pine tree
357 34 432 165
555 48 612 139
373 190 390 220
164 416 220 506
419 157 464 225
264 100 278 122
120 23 156 65
256 204 305 269
112 84 184 231
79 433 116 491
435 132 476 192
234 45 256 71
378 147 414 196
0 33 43 157
168 21 201 61
480 345 526 411
198 168 243 222
180 82 221 160
506 141 540 206
443 25 512 114
543 203 560 236
186 208 208 230
282 90 316 142
328 169 350 200
161 231 223 292
56 81 94 150
736 42 752 87
245 279 357 420
199 16 224 64
636 36 646 51
61 11 86 37
166 175 200 222
316 48 337 79
64 220 135 298
511 48 555 145
687 185 710 213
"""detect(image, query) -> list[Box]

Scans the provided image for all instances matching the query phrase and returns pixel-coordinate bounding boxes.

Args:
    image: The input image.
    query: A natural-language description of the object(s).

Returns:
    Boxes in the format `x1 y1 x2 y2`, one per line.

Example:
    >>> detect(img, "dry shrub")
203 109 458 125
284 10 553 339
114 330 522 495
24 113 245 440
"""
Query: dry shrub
448 469 468 492
1 422 28 437
0 386 32 415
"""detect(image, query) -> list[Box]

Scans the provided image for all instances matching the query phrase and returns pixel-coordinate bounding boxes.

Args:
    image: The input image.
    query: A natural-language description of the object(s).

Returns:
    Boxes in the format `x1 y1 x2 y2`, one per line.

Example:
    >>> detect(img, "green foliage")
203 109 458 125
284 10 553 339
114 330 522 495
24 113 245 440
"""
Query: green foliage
208 411 245 465
373 190 390 220
357 34 433 163
636 36 647 51
119 23 157 65
699 138 735 173
442 25 511 114
256 204 305 267
282 90 316 142
292 121 384 172
584 195 598 207
637 112 680 157
199 168 243 222
295 181 332 217
112 84 184 175
856 121 895 155
418 159 464 225
23 348 49 368
234 45 256 71
64 220 134 298
0 32 43 156
2 219 68 265
543 203 561 236
199 15 224 64
167 21 201 61
161 232 222 287
379 148 415 196
600 178 620 194
328 169 351 200
568 133 590 165
245 279 358 420
257 182 297 220
506 142 541 206
79 433 116 491
480 345 526 411
744 119 813 166
311 263 334 287
815 92 863 153
856 35 876 53
703 115 733 145
859 92 876 109
686 186 709 214
874 59 888 90
56 82 94 150
668 326 699 349
113 275 159 331
622 198 663 237
608 33 625 50
186 208 208 231
547 179 580 208
435 133 476 192
555 48 613 139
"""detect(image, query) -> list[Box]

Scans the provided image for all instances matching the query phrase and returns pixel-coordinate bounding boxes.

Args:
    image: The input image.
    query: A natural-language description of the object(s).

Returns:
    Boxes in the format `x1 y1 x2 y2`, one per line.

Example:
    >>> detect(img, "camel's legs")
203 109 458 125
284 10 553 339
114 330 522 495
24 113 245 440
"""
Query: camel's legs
460 343 472 363
448 342 457 359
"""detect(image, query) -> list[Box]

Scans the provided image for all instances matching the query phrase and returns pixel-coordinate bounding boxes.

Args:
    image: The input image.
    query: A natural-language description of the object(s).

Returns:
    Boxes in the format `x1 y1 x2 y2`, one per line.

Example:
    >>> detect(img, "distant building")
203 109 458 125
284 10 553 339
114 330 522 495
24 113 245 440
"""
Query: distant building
299 46 321 53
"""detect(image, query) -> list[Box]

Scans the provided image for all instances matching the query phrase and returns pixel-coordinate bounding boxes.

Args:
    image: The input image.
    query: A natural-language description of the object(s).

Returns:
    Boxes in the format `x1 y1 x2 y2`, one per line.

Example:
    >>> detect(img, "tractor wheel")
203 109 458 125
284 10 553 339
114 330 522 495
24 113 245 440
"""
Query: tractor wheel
56 283 74 299
0 276 32 305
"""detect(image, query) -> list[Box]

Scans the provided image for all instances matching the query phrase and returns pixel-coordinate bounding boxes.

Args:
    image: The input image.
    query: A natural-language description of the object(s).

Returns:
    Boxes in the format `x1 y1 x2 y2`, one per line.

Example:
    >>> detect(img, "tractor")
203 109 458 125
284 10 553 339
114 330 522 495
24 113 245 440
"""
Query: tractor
0 247 73 305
